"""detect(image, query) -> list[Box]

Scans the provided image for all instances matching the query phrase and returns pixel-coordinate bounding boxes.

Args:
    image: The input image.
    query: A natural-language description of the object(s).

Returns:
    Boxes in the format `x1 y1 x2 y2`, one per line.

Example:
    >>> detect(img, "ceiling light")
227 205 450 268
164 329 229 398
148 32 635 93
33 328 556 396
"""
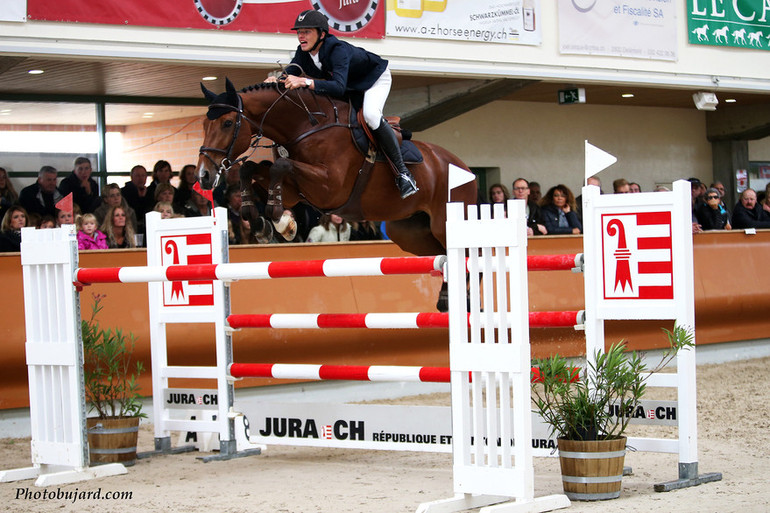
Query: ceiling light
27 69 44 75
621 93 634 98
725 98 737 103
142 112 154 118
202 76 218 81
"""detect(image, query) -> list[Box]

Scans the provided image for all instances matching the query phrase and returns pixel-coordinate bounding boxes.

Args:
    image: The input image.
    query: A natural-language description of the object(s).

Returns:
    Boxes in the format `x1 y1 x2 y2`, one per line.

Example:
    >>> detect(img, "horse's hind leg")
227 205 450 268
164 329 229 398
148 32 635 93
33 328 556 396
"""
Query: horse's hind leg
385 213 450 312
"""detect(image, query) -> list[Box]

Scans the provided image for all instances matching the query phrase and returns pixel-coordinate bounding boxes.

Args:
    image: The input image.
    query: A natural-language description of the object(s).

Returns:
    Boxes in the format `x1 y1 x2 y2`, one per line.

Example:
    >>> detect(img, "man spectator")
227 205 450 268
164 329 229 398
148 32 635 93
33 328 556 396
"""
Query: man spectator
512 178 547 236
19 165 62 218
528 181 542 203
122 165 154 234
688 177 705 233
629 182 642 193
577 175 602 224
58 156 101 213
731 188 770 229
612 178 630 194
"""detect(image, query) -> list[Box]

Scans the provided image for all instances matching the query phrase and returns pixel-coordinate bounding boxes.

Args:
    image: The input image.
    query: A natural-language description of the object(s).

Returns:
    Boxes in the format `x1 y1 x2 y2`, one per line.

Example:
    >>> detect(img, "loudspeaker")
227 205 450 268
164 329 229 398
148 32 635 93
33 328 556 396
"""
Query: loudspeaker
693 92 718 111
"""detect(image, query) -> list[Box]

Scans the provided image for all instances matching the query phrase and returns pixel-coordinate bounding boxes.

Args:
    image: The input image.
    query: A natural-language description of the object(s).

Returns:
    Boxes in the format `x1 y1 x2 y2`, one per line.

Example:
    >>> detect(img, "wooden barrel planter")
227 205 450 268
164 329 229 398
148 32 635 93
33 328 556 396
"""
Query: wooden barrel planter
557 437 626 500
87 417 140 466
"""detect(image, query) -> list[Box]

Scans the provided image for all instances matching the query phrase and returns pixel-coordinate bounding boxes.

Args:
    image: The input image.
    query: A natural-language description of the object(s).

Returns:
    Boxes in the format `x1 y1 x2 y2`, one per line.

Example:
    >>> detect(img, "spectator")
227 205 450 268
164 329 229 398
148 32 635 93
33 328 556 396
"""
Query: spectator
0 205 28 252
761 183 770 215
174 164 197 212
306 213 350 242
153 201 176 220
539 184 582 235
710 181 726 199
182 189 212 217
688 178 705 233
100 205 137 248
731 188 770 229
576 175 602 224
122 165 154 232
654 185 670 192
350 221 382 241
696 188 731 230
58 157 100 213
154 183 177 207
512 178 546 236
629 182 642 193
529 181 542 203
0 166 19 222
224 185 248 245
488 183 510 205
56 206 77 227
37 215 56 229
612 178 630 194
19 165 63 218
146 160 176 205
94 183 138 232
292 202 321 242
76 213 108 250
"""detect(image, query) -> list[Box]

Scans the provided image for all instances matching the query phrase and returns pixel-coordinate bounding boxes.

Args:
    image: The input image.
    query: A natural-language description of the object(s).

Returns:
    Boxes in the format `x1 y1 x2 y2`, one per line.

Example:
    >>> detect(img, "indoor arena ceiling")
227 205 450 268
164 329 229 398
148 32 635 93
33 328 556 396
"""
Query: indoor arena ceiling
1 56 769 126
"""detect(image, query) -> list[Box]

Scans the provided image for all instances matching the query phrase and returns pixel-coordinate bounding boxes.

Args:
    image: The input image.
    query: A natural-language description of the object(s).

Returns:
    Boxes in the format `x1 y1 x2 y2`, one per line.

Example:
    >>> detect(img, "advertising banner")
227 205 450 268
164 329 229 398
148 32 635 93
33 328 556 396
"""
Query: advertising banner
385 0 541 45
688 0 770 51
559 0 677 61
26 0 384 38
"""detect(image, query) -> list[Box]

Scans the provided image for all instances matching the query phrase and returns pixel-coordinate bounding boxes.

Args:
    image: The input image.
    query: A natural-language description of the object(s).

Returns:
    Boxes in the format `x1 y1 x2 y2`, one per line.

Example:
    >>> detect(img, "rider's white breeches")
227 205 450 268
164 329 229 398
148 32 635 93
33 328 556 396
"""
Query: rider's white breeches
363 67 392 129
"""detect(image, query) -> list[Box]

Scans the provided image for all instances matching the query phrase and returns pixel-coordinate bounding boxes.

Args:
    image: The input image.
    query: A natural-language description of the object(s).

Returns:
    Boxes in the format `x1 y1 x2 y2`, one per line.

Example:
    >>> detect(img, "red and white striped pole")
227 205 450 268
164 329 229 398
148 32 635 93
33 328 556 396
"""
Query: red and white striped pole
227 311 584 329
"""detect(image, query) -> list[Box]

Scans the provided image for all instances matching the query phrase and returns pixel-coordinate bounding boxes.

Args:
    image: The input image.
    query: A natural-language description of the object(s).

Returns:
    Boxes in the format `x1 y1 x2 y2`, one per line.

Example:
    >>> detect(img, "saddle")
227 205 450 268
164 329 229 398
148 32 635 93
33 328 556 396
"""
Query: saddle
351 110 424 165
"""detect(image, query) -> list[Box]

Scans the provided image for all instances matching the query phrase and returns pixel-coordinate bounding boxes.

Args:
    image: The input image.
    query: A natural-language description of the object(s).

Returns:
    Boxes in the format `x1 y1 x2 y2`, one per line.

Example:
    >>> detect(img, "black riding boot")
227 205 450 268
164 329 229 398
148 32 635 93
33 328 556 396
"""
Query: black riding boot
372 120 419 199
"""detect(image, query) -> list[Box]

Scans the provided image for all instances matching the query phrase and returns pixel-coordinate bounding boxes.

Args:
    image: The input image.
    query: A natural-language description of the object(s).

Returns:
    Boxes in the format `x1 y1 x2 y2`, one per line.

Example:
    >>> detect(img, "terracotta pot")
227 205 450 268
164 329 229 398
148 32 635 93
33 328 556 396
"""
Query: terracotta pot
557 436 626 500
87 416 140 466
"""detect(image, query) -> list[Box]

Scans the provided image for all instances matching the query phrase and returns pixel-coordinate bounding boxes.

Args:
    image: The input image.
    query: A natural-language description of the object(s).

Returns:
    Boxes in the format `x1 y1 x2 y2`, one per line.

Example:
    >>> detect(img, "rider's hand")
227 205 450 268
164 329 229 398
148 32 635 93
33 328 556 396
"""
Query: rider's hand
264 76 278 83
284 75 312 90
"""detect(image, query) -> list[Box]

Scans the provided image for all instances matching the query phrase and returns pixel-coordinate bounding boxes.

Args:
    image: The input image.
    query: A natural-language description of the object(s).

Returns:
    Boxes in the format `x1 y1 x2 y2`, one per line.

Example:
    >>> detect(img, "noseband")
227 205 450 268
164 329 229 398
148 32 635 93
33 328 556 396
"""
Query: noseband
198 94 262 181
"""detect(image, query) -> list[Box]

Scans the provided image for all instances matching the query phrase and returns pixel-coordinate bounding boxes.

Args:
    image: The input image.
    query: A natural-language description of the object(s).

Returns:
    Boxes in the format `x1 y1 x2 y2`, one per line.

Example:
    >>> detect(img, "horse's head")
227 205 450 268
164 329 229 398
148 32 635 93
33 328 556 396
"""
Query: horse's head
197 78 255 190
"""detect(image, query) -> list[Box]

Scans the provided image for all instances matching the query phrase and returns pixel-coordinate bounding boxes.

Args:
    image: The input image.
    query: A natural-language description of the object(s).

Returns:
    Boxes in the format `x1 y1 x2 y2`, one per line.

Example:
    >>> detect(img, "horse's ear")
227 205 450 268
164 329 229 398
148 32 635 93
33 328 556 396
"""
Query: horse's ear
200 83 218 103
225 77 236 94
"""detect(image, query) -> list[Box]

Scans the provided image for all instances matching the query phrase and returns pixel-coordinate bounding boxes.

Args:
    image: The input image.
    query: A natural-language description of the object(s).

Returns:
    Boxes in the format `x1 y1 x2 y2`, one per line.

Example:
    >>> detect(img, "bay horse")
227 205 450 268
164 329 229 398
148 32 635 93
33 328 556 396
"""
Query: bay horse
197 78 478 309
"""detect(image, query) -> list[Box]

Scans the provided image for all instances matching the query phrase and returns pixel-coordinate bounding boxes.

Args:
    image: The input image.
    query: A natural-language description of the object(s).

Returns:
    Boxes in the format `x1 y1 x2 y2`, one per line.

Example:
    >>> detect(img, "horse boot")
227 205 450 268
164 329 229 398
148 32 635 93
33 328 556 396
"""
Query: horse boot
372 120 419 199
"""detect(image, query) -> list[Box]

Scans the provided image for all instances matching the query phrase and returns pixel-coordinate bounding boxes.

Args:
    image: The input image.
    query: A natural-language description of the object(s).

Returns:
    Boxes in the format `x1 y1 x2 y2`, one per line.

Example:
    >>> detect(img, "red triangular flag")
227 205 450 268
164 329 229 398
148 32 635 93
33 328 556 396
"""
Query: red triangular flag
55 193 73 215
193 182 216 217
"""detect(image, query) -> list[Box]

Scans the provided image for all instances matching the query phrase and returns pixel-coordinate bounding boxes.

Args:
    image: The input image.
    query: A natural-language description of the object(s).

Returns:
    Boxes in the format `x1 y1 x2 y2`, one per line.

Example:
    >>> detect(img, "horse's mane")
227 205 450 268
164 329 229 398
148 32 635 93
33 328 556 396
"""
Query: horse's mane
240 83 281 93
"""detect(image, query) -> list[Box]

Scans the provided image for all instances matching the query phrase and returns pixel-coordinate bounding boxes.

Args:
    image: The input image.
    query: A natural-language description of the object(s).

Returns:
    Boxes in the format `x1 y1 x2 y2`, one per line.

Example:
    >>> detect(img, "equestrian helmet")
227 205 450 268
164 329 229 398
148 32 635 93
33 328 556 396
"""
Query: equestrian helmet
292 9 329 33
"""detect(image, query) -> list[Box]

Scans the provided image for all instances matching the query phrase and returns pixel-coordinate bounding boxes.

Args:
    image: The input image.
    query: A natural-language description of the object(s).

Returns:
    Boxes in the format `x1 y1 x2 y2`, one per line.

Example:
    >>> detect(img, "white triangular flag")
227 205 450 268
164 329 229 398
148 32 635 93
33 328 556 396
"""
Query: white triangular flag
448 163 476 194
585 140 617 183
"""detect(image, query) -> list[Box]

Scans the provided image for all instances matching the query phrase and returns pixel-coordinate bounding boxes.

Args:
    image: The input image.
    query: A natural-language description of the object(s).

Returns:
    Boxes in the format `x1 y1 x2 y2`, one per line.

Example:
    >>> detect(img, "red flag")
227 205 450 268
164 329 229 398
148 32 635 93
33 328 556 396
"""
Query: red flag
55 193 73 215
192 182 216 218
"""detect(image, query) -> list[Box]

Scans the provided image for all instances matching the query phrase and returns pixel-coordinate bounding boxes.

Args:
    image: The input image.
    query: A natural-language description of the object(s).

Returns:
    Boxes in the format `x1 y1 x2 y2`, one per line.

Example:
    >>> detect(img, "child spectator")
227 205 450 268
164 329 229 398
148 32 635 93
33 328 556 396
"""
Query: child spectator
37 215 56 229
153 201 176 220
76 213 108 250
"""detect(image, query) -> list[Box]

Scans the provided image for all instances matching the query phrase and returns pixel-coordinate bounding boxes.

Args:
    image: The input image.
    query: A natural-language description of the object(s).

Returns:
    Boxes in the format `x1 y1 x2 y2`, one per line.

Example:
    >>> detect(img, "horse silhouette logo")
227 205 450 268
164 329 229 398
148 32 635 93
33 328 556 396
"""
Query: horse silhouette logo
732 28 747 45
691 24 709 42
748 31 764 47
713 26 729 44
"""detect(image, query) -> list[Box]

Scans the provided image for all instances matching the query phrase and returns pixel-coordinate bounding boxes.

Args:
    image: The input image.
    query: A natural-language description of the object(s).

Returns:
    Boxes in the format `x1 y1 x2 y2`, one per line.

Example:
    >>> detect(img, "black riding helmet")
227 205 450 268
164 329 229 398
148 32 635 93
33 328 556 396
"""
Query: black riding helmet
291 9 329 33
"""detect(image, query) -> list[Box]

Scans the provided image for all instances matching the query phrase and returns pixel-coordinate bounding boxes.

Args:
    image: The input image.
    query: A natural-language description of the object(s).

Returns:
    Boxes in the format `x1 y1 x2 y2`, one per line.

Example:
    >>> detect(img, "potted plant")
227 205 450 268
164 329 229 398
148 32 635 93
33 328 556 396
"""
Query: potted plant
531 326 694 501
81 294 146 466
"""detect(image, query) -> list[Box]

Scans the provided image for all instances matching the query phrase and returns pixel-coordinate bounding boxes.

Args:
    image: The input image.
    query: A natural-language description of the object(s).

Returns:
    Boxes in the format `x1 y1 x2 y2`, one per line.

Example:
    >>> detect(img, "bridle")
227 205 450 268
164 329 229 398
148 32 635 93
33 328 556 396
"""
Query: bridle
198 93 263 185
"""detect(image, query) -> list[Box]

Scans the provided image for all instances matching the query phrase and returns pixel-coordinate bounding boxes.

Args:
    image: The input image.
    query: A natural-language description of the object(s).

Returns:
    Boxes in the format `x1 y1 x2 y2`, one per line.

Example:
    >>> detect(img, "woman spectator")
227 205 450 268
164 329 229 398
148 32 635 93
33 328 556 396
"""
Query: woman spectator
539 184 582 235
56 206 77 227
0 205 29 252
306 213 350 242
488 183 510 205
762 183 770 216
0 167 19 223
182 189 212 217
94 183 138 231
350 221 382 241
154 183 177 209
146 160 176 204
174 164 197 212
696 188 731 230
100 205 137 248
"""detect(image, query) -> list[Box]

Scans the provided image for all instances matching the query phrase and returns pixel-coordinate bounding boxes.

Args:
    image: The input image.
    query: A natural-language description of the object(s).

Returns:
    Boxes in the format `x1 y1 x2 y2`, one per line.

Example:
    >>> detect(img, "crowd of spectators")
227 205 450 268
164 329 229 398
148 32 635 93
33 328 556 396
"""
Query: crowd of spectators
485 175 770 236
3 157 770 253
0 157 387 253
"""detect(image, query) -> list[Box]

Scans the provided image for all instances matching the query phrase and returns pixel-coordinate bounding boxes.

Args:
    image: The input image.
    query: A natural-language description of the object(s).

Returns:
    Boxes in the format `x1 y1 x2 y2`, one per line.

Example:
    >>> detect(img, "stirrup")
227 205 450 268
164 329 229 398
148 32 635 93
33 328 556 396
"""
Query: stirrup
397 173 419 199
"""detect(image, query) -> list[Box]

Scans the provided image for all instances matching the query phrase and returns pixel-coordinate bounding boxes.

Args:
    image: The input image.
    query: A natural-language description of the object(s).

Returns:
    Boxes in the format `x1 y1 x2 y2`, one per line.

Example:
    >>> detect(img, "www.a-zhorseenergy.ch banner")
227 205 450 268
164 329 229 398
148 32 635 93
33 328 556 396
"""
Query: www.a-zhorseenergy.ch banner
385 0 542 45
688 0 770 51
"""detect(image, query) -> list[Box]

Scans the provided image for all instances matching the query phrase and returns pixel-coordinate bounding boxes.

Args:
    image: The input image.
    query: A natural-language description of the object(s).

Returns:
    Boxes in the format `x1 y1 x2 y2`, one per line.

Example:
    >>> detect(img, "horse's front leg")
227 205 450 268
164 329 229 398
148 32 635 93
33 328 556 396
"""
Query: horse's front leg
265 158 292 222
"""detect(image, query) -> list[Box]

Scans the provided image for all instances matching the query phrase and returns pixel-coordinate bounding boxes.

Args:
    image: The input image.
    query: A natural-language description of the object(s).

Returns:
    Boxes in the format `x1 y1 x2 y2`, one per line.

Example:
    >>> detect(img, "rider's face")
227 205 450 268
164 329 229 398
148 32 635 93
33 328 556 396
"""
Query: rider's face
296 29 322 53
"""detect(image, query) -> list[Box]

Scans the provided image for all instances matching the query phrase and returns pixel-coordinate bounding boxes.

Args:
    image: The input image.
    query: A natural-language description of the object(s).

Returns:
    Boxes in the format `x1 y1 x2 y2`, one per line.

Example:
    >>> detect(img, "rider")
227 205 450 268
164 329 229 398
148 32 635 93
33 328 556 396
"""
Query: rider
268 9 419 199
